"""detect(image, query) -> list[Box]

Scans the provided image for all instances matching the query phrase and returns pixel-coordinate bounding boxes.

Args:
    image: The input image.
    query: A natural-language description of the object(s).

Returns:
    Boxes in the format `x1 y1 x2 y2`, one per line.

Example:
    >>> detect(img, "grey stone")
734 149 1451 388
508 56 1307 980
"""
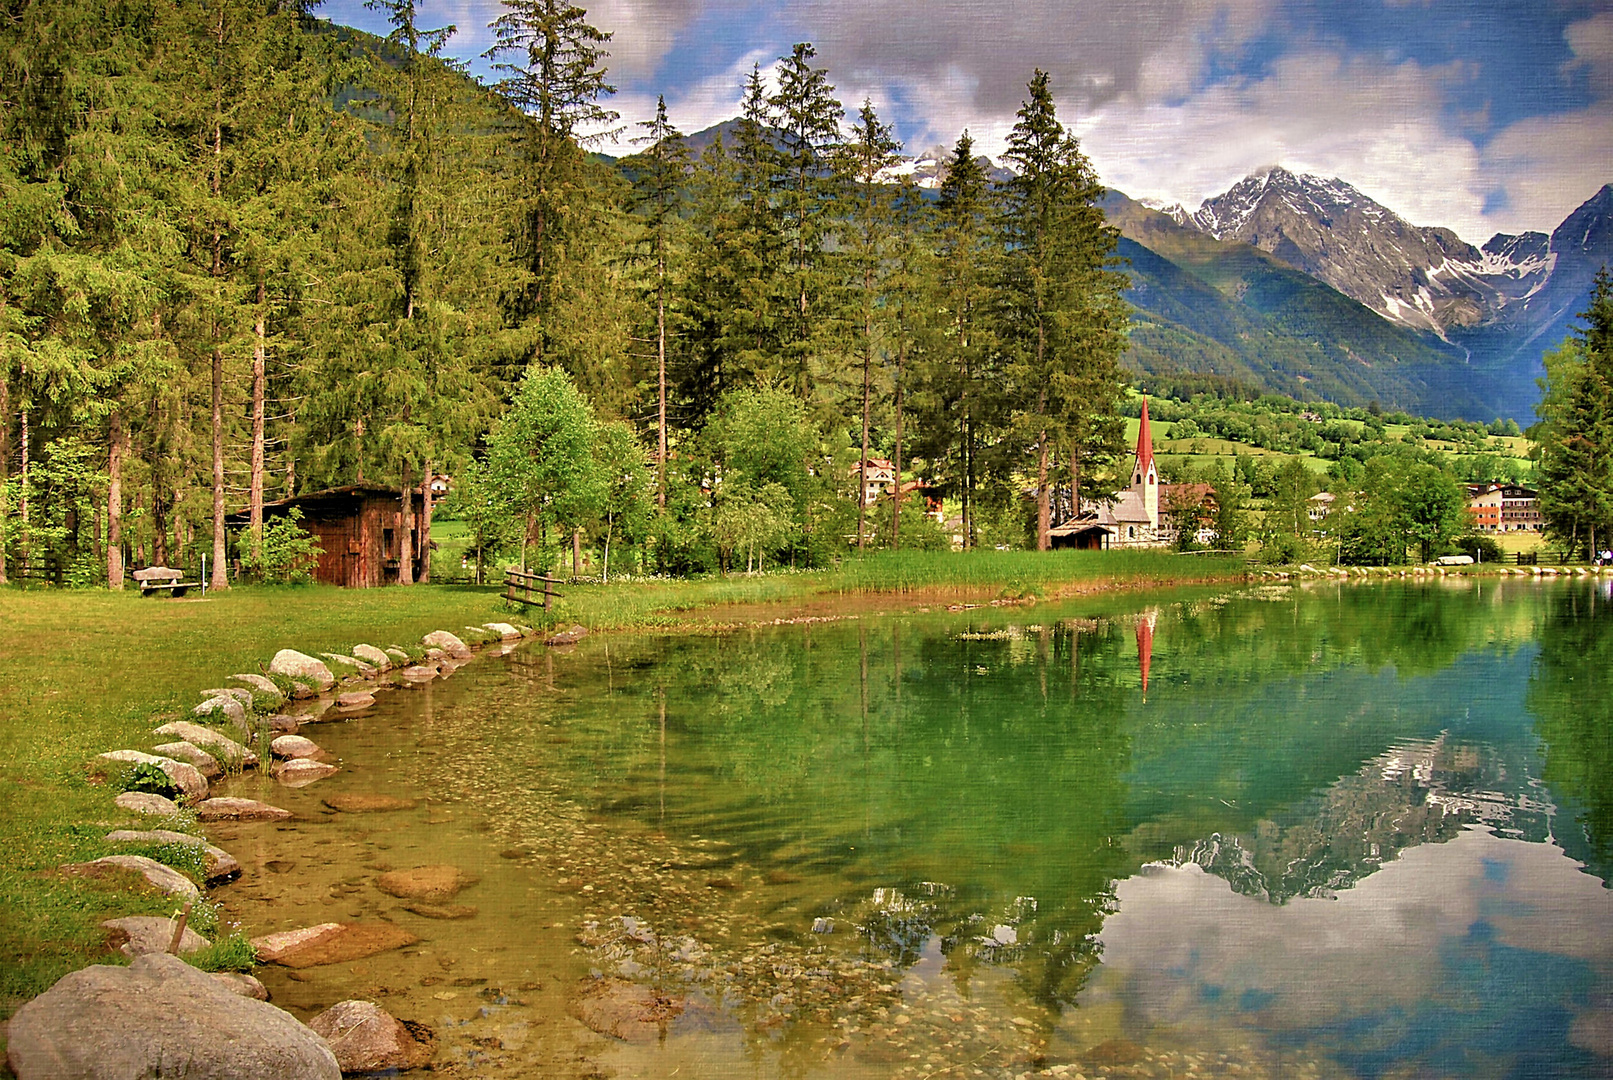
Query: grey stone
212 972 270 1001
421 630 472 659
192 694 248 732
92 751 209 803
274 759 339 787
336 690 375 709
306 1000 433 1073
151 721 258 768
545 624 589 646
271 734 322 759
100 915 209 957
59 855 200 902
114 791 178 817
194 797 292 822
482 622 523 640
152 742 223 781
399 664 439 682
230 673 287 707
268 649 336 693
320 652 374 677
351 644 393 671
200 687 253 706
383 646 412 665
4 953 340 1080
105 829 240 884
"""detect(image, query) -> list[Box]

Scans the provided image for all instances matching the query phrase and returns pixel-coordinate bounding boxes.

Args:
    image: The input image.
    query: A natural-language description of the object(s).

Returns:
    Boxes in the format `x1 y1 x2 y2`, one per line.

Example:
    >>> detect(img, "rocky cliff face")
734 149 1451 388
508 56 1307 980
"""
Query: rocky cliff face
1183 167 1570 337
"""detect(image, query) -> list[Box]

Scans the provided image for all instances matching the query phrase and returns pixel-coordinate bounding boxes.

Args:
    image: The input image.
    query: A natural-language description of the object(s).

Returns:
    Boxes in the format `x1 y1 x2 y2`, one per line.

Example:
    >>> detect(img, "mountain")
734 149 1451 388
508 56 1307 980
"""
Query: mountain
1184 167 1551 337
1168 170 1613 418
1101 192 1483 416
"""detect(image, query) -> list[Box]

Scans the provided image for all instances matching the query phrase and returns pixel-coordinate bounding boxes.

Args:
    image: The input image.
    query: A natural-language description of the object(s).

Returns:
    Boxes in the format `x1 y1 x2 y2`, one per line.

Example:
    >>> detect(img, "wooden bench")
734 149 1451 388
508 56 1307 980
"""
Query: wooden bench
133 566 201 597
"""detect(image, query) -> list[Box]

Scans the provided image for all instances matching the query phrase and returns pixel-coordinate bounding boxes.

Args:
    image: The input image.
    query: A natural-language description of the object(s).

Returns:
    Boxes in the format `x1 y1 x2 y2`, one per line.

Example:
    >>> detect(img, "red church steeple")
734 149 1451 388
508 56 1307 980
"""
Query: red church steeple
1135 398 1155 482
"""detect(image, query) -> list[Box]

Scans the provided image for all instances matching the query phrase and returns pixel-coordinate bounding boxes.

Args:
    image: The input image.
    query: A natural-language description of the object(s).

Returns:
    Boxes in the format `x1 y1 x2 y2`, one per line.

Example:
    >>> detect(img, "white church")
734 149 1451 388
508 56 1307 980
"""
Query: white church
1049 399 1168 549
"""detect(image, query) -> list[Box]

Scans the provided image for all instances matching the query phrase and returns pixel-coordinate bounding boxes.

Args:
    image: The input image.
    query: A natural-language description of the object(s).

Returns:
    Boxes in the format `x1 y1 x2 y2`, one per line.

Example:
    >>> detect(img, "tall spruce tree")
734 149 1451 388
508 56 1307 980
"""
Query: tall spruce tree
768 43 844 403
627 96 689 509
1537 268 1613 556
915 131 998 549
996 70 1130 550
841 100 901 552
486 0 618 366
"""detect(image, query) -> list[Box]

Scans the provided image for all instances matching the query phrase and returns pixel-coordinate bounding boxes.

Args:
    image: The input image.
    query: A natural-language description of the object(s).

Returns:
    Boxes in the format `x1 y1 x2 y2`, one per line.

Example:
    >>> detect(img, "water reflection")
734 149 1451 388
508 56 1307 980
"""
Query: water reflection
237 579 1613 1079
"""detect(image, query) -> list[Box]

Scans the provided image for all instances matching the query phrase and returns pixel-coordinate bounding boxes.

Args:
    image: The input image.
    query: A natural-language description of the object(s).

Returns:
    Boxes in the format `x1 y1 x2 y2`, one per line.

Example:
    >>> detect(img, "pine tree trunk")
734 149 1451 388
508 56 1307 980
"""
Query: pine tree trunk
657 254 668 511
419 463 433 583
19 398 28 565
1036 432 1051 551
250 280 266 563
0 370 9 585
858 337 871 554
572 527 582 581
150 391 168 566
892 339 904 551
398 463 414 586
210 345 228 590
108 411 125 589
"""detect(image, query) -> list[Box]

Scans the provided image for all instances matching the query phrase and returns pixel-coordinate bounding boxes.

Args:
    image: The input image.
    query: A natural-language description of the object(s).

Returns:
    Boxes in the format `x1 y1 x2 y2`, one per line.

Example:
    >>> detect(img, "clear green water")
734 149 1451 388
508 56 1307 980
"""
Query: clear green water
218 578 1613 1079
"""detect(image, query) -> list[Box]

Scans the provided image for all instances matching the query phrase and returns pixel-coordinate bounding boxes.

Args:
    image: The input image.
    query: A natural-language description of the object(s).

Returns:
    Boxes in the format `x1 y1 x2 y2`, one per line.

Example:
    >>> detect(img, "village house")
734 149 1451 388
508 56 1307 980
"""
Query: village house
850 458 898 506
228 483 431 587
1465 483 1539 533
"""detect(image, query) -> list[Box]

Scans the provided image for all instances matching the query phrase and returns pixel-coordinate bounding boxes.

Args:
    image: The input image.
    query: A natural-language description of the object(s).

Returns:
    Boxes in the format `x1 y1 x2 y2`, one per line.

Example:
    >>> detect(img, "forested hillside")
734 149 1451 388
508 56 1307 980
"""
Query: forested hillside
0 1 1137 584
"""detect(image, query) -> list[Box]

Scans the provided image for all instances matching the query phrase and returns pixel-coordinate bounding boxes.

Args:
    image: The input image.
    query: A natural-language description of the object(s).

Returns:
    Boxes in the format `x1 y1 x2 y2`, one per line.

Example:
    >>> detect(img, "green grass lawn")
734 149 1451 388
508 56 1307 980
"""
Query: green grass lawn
0 548 1247 1019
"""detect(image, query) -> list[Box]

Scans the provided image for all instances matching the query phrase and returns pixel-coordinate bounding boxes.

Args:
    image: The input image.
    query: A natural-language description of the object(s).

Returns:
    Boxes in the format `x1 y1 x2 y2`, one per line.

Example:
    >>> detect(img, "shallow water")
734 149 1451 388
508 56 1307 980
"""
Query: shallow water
215 577 1613 1079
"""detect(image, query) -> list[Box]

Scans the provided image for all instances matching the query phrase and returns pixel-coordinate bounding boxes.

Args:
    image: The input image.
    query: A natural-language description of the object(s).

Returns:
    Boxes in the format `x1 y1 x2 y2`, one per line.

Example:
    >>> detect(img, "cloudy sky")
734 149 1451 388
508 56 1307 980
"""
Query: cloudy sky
321 0 1613 243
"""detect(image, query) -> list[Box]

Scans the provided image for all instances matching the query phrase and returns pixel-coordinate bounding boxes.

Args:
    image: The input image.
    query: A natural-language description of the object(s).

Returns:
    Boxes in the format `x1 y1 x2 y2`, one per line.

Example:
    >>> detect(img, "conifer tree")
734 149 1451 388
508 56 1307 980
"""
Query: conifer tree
915 131 997 549
486 0 618 365
627 96 690 509
768 44 844 402
997 70 1130 550
841 100 901 552
1537 268 1613 556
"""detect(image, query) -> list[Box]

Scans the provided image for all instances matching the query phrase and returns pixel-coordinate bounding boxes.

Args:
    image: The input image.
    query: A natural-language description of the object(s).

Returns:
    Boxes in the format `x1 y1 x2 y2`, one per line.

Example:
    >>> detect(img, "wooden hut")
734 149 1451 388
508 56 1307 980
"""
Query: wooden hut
232 483 429 587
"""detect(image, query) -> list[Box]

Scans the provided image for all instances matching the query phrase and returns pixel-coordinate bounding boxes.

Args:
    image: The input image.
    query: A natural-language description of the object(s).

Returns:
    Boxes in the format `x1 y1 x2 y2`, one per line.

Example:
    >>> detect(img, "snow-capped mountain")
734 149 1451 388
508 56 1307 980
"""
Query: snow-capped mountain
1182 167 1557 336
878 145 1015 189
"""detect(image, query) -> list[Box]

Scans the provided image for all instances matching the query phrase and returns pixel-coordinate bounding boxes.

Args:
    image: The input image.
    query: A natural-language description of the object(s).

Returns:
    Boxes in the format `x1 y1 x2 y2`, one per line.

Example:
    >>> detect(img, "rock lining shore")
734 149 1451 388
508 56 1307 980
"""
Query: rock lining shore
6 620 568 1079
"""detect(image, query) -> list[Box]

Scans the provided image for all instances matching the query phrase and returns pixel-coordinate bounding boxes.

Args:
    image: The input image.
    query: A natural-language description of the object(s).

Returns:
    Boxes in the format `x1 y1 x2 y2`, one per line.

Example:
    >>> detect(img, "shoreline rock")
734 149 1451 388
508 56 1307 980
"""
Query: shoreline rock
4 953 340 1080
194 797 292 822
307 1001 433 1072
101 915 209 957
152 721 258 768
268 649 336 694
421 630 472 659
251 922 420 968
90 750 209 803
59 855 200 902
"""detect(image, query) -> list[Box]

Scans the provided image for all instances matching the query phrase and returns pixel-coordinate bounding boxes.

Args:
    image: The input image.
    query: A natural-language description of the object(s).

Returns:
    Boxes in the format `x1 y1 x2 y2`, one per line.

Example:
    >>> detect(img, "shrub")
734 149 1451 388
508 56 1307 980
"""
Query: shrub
238 508 323 584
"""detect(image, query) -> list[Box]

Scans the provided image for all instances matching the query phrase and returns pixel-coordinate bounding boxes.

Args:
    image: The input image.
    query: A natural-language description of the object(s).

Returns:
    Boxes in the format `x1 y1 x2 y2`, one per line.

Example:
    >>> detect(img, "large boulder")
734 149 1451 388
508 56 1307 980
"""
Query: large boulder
194 797 292 822
274 759 338 787
101 915 209 957
114 791 178 817
351 644 393 671
230 673 287 707
105 829 241 884
482 622 523 640
323 793 417 813
320 652 374 678
59 855 200 902
151 721 257 768
375 865 475 902
192 694 249 735
271 734 323 760
421 630 472 659
306 1001 433 1073
152 742 223 781
5 952 340 1080
250 922 419 969
268 649 336 693
91 751 208 803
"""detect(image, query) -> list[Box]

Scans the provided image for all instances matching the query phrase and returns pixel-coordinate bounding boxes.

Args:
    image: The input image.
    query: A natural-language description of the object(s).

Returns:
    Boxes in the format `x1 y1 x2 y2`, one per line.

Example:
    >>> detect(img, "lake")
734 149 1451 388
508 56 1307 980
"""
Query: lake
213 577 1613 1079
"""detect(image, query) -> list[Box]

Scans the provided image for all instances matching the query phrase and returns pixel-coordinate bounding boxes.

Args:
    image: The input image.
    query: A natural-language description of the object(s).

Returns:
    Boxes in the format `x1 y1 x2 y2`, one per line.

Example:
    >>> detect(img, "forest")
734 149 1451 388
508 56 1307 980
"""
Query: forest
0 0 1137 587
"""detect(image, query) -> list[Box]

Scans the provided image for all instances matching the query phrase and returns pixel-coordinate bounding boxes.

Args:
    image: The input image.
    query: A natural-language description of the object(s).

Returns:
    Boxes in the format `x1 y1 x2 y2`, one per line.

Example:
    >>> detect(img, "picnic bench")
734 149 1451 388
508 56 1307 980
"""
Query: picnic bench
133 566 202 597
504 568 563 611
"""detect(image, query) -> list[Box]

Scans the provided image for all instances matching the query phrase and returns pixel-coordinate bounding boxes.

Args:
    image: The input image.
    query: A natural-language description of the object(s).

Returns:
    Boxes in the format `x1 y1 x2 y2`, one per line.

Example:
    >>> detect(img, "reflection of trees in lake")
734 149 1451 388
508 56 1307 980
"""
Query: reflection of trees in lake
1528 583 1613 885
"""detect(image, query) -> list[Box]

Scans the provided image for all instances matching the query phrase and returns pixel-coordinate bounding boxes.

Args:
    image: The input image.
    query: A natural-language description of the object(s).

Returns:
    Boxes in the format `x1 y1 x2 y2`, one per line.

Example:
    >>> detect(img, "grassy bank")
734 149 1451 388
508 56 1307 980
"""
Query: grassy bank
0 549 1243 1019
